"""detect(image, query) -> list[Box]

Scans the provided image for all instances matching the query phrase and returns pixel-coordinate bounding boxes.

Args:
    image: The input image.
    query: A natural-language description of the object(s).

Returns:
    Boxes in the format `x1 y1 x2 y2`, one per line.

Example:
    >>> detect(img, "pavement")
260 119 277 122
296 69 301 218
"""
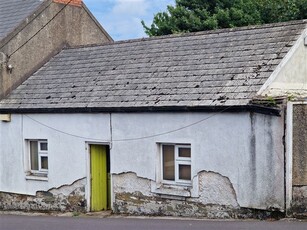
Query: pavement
1 209 307 220
1 210 307 220
0 212 306 230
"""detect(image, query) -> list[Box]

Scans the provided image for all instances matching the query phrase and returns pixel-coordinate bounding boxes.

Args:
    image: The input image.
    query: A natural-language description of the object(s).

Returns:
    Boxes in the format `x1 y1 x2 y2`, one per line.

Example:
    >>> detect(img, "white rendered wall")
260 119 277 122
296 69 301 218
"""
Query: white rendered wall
0 113 111 195
110 112 285 210
0 111 284 210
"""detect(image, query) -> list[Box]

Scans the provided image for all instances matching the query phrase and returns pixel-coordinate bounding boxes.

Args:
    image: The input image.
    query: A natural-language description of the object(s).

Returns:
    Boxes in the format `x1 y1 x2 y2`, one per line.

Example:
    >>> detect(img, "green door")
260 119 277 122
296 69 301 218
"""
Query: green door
90 145 108 211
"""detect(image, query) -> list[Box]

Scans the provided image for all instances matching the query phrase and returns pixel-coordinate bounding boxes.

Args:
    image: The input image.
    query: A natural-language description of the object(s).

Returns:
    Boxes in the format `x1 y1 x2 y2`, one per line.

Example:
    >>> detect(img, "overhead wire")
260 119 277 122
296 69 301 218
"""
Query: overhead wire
24 114 108 142
22 32 289 142
24 107 232 142
0 0 54 51
16 18 295 143
8 0 74 58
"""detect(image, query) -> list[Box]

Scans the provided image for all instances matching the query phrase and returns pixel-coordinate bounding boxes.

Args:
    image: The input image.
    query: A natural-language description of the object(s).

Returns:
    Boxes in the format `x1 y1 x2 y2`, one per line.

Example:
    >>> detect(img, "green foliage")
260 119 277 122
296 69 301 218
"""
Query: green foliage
142 0 307 36
287 94 296 101
266 96 277 106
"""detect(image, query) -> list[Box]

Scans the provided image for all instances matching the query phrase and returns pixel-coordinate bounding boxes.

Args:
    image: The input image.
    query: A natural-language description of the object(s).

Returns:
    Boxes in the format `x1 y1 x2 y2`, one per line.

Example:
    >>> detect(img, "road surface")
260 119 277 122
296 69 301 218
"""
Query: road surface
0 214 306 230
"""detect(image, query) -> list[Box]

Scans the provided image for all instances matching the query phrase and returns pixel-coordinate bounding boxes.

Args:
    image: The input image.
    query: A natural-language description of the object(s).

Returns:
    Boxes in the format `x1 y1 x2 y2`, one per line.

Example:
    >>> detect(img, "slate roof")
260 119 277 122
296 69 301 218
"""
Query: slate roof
0 0 43 40
0 20 306 113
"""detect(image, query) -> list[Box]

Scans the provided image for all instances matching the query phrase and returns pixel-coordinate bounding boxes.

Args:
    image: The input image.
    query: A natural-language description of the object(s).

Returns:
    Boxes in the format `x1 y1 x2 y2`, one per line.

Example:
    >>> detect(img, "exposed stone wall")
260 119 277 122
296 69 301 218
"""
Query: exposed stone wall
292 104 307 218
0 178 86 212
292 186 307 218
292 104 307 185
112 172 283 219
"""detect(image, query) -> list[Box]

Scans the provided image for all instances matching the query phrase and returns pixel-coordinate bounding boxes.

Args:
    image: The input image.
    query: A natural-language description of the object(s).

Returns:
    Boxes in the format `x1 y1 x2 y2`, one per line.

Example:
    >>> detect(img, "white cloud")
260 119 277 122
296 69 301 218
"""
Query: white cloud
113 0 149 16
84 0 175 41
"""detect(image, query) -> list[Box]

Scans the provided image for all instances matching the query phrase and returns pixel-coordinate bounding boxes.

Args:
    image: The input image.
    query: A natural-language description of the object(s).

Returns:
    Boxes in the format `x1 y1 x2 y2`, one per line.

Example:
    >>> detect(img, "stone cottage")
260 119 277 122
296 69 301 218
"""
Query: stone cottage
0 1 306 219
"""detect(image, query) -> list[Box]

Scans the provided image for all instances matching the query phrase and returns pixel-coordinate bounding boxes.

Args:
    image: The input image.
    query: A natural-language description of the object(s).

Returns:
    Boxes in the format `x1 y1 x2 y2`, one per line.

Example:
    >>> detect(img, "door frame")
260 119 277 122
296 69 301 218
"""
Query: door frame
85 142 111 212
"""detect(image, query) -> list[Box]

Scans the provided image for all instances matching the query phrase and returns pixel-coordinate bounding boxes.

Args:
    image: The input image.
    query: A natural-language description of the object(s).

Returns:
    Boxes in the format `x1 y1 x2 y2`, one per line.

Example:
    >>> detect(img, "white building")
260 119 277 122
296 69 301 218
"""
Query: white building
0 9 306 218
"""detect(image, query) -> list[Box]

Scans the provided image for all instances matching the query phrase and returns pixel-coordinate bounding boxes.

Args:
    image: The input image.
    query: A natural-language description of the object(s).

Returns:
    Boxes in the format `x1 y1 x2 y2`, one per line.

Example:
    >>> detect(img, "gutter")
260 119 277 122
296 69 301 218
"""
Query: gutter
0 104 281 116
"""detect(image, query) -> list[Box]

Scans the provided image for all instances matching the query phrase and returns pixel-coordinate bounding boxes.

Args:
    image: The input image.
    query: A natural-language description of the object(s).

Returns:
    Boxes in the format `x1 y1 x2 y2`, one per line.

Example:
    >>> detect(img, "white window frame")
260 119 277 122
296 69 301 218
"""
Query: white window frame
38 141 48 172
28 140 48 175
161 144 191 186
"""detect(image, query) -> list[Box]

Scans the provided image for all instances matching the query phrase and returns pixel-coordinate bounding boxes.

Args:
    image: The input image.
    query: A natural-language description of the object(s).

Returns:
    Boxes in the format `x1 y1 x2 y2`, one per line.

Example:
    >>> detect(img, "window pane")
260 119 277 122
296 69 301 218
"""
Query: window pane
163 145 175 181
179 165 191 180
178 147 191 158
30 141 38 170
40 142 48 151
41 157 48 170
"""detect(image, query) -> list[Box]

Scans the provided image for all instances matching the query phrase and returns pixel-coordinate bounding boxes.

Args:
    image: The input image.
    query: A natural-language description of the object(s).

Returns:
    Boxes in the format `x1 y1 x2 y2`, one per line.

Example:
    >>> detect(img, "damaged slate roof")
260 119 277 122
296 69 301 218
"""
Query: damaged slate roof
0 20 306 112
0 0 42 40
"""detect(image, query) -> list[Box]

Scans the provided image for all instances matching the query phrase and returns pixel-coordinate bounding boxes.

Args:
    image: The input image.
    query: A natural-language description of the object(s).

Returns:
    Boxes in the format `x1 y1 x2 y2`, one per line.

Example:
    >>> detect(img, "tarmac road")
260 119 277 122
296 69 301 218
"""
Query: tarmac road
0 214 306 230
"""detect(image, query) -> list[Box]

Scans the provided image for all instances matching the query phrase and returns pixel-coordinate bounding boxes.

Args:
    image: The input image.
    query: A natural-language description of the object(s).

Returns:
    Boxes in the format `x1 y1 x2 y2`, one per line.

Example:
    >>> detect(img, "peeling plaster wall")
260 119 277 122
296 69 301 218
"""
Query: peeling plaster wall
113 172 281 218
0 111 284 215
0 113 110 196
113 172 239 218
0 178 86 212
190 171 239 207
111 112 285 212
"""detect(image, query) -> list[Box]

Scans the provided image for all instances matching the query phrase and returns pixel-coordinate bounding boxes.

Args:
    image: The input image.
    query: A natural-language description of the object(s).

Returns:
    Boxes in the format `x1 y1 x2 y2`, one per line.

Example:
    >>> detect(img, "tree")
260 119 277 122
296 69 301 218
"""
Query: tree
142 0 307 37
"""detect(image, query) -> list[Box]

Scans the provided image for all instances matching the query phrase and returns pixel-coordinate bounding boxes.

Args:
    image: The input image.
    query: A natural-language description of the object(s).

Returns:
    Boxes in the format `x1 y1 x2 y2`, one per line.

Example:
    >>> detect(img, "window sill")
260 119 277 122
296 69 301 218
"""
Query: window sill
25 175 48 181
151 182 191 199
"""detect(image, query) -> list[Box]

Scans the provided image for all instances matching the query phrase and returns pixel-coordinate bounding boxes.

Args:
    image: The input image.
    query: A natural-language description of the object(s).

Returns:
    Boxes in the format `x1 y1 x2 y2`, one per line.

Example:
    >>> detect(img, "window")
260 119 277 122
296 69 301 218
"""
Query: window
161 144 191 185
28 140 48 174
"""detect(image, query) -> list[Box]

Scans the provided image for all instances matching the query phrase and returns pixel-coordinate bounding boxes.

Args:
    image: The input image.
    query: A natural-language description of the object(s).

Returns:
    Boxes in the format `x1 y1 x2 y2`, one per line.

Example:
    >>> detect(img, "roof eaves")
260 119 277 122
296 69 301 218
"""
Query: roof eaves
61 19 307 52
0 104 281 116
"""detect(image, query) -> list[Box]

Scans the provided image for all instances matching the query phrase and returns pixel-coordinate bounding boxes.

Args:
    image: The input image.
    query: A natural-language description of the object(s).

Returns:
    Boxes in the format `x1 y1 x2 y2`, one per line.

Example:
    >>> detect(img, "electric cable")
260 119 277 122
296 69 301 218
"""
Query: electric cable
0 0 54 51
8 0 74 58
20 25 296 143
24 106 232 142
22 38 289 142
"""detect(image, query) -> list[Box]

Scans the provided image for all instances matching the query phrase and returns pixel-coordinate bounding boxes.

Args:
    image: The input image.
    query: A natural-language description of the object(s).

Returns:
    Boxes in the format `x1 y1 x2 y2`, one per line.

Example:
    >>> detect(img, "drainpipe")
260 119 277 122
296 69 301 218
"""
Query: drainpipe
284 101 294 217
283 101 287 215
109 113 113 150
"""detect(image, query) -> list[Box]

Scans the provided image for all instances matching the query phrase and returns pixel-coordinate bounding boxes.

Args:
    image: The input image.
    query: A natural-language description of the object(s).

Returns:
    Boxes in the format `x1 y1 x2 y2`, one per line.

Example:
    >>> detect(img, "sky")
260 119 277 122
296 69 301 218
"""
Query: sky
83 0 175 41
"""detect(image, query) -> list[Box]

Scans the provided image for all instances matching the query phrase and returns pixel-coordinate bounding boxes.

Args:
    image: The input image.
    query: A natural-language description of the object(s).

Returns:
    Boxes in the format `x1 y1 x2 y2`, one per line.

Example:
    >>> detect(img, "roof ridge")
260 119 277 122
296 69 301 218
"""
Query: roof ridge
1 18 305 111
63 19 307 51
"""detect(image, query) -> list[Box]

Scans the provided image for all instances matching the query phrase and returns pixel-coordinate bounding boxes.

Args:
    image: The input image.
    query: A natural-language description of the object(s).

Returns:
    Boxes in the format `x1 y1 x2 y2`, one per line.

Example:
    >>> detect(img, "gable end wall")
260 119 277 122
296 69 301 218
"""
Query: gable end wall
0 1 112 99
259 32 307 98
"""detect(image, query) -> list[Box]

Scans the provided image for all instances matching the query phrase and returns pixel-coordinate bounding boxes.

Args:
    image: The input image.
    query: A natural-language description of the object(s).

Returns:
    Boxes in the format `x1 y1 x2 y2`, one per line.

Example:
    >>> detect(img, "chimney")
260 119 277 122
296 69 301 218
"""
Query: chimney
53 0 82 7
